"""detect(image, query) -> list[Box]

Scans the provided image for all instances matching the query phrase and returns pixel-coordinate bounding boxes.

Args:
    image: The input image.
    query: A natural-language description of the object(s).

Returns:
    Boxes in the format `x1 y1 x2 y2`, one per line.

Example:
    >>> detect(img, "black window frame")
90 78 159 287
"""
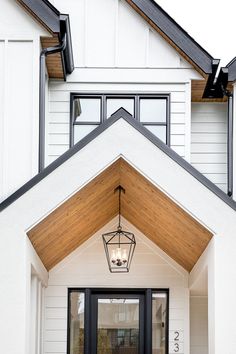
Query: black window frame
70 93 171 147
67 287 169 354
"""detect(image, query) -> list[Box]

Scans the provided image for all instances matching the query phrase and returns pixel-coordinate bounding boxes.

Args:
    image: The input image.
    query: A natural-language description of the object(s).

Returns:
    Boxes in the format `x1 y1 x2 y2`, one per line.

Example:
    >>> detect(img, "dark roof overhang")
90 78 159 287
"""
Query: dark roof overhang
17 0 74 77
60 14 74 75
17 0 60 33
128 0 214 75
227 57 236 82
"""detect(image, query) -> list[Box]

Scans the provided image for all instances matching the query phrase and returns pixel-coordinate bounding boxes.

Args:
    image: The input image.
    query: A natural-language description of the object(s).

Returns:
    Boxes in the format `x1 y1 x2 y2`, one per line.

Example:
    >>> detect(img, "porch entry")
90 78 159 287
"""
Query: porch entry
68 288 168 354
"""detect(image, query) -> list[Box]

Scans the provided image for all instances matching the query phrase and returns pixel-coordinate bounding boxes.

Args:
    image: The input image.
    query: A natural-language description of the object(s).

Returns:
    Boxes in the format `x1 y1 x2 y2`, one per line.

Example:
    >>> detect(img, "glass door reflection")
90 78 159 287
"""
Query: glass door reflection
93 295 144 354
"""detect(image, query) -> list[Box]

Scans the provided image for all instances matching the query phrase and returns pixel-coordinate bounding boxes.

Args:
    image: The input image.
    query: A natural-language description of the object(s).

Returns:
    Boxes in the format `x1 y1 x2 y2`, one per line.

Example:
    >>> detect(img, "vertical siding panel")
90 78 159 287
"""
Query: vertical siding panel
117 0 147 67
4 41 33 198
86 0 116 67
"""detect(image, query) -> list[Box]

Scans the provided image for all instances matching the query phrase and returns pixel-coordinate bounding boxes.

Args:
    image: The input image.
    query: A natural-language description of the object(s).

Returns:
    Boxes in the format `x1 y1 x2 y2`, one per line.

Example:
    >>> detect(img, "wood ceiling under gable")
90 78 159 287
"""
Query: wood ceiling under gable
28 158 213 272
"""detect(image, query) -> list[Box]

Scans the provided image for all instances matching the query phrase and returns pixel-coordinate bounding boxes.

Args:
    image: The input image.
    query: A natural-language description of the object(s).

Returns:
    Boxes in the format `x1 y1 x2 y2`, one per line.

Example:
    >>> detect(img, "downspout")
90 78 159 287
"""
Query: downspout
39 34 67 172
227 93 233 197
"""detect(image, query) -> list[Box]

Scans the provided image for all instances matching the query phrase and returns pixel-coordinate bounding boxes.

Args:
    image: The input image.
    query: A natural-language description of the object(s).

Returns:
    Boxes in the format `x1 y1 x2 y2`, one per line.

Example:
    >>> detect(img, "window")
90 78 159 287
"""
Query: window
70 94 170 146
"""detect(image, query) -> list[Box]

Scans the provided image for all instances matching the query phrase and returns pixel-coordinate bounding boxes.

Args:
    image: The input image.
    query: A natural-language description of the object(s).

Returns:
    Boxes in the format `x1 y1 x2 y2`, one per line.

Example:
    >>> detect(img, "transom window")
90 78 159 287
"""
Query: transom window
70 93 170 146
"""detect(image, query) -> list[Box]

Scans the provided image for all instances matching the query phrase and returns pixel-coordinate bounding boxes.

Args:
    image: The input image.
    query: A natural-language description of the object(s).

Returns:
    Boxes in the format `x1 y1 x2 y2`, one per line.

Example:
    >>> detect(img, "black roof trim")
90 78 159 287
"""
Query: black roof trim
227 57 236 82
18 1 74 76
60 15 74 75
0 108 236 212
129 0 213 74
203 62 229 99
18 0 60 33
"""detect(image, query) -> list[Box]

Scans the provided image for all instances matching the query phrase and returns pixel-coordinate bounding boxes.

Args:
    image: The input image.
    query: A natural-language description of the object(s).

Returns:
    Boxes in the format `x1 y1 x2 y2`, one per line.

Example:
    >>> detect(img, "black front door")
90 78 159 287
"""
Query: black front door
91 292 145 354
67 288 168 354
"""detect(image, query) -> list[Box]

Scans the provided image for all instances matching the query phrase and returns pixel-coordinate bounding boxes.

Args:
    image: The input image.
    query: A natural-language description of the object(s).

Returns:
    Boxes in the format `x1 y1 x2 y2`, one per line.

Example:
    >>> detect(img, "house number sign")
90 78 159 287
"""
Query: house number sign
170 330 183 353
174 331 180 352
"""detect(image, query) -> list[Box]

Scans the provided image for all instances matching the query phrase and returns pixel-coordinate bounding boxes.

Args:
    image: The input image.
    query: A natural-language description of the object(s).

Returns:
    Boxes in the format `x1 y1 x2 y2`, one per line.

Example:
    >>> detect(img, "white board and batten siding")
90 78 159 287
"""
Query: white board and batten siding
43 219 189 354
191 103 227 193
46 0 202 166
0 0 49 201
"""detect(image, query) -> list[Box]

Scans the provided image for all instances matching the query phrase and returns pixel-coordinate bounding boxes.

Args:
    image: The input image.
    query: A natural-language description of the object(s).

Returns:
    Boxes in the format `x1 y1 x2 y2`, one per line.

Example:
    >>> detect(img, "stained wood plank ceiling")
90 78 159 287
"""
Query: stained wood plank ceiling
28 158 212 272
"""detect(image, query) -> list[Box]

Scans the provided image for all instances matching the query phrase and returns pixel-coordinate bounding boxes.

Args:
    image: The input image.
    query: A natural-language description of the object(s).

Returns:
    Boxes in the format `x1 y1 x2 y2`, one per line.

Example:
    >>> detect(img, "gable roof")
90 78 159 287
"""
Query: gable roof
127 0 213 75
27 157 212 271
1 108 236 212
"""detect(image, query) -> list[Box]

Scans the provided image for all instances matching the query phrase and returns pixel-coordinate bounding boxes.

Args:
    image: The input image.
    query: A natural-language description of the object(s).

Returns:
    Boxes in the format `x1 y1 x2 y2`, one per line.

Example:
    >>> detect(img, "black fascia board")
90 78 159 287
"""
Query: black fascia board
60 14 74 75
203 59 220 98
19 0 60 33
1 108 236 212
203 63 229 99
227 57 236 82
130 0 213 74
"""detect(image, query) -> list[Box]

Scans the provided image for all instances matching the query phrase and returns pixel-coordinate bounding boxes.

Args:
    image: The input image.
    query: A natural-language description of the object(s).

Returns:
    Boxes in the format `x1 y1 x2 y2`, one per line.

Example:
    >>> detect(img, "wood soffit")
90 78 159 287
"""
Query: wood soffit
27 158 213 272
41 36 64 79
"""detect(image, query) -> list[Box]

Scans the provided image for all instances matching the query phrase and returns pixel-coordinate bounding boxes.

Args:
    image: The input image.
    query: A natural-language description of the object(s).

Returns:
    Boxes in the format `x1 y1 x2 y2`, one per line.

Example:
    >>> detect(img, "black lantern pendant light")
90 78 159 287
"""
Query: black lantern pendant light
102 186 136 273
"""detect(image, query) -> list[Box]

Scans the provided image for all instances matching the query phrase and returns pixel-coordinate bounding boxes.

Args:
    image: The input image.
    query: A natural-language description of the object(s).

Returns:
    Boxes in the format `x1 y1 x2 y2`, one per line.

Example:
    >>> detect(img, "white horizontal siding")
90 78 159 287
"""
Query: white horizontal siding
43 221 189 354
191 103 227 193
46 81 189 166
190 297 208 354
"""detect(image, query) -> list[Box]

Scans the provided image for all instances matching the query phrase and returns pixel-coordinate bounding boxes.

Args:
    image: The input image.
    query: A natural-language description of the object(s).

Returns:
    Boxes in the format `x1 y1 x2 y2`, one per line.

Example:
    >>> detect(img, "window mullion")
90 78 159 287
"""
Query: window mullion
102 94 106 122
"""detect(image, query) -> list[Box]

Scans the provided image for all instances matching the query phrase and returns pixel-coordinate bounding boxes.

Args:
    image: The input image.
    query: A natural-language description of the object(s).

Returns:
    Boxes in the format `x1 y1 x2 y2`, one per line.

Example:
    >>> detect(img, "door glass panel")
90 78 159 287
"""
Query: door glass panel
140 99 166 123
152 293 167 354
106 98 134 118
97 298 139 354
144 125 167 143
74 98 101 122
69 292 85 354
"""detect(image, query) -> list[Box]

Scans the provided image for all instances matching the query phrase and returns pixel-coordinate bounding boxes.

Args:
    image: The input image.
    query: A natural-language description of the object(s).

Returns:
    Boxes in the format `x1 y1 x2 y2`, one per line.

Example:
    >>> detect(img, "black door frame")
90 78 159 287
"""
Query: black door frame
67 288 169 354
91 291 145 353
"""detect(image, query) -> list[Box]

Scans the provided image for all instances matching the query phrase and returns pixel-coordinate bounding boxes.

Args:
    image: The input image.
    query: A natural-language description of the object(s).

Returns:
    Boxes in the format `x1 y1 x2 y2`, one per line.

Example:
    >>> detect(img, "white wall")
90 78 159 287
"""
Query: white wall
0 0 49 201
190 297 208 354
43 217 189 354
45 0 201 166
191 103 227 192
52 0 193 69
1 117 236 354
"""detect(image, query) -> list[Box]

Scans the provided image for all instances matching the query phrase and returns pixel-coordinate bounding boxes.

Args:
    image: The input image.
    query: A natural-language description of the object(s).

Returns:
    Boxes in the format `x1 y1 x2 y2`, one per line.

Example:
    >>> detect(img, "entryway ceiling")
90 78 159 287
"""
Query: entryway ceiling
27 158 212 272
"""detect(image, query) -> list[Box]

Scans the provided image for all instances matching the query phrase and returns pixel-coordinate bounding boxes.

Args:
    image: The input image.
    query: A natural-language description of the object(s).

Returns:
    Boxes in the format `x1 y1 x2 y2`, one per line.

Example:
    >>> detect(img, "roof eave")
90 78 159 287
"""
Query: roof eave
18 0 60 33
60 14 74 75
128 0 213 75
227 57 236 82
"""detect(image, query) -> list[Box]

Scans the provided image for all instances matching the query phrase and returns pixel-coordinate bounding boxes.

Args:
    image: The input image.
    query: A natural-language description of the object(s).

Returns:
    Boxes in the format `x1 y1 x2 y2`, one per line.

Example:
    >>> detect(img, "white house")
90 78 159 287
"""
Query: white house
0 1 236 354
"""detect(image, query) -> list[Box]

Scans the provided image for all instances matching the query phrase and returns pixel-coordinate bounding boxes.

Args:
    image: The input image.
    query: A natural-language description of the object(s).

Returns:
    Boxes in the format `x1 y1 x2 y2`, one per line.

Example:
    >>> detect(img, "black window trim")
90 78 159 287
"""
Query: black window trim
70 92 171 147
67 287 169 354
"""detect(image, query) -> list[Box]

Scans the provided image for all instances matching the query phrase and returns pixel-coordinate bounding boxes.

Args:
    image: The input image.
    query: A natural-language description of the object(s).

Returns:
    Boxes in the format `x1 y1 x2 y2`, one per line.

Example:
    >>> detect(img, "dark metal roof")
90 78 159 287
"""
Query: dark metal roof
130 0 214 74
18 0 60 33
0 108 236 212
227 57 236 82
18 0 74 75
